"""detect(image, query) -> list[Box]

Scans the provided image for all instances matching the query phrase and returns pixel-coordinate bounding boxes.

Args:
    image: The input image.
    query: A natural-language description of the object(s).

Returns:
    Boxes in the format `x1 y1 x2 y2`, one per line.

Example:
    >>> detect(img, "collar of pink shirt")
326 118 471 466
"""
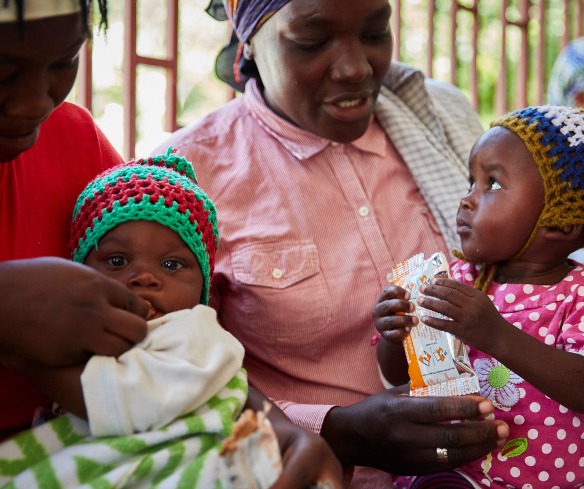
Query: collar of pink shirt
243 79 387 160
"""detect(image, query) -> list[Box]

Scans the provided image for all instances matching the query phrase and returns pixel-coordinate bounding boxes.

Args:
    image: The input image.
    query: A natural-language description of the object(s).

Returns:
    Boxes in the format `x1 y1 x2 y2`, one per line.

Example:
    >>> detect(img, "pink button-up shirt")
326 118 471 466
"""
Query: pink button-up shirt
157 79 449 487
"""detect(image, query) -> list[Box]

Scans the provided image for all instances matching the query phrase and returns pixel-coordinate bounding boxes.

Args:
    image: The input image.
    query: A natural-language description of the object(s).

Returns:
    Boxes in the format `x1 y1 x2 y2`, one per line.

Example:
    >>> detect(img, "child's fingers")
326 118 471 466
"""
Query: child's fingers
423 278 475 298
373 297 414 321
419 315 456 335
375 313 418 343
381 325 412 343
376 284 410 302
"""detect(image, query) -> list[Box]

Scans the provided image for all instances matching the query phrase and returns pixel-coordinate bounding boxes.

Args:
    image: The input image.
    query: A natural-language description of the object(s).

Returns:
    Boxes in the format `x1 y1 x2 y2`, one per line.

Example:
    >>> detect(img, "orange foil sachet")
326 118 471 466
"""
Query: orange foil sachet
393 252 480 397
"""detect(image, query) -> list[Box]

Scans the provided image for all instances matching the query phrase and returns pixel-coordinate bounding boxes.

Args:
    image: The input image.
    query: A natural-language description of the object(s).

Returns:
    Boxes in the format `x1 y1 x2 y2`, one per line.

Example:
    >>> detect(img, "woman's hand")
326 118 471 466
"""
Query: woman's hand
372 284 418 343
321 385 509 475
0 257 149 368
417 278 507 354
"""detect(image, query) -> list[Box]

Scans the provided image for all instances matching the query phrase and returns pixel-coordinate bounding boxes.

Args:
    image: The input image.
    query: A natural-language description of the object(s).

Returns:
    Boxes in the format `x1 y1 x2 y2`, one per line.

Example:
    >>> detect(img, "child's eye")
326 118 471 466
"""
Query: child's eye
106 256 128 267
468 178 476 191
489 178 502 190
162 259 184 271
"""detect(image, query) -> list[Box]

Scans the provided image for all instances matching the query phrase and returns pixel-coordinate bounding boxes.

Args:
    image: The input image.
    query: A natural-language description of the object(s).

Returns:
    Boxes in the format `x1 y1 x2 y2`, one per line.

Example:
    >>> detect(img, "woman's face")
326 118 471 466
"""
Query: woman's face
249 0 392 143
0 14 86 162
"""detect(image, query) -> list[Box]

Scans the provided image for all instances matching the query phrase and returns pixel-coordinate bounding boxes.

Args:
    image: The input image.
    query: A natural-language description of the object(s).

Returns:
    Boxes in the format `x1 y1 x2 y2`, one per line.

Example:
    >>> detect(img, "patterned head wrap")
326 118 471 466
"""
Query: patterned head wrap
0 0 83 23
68 148 219 305
548 37 584 107
221 0 291 45
205 0 292 91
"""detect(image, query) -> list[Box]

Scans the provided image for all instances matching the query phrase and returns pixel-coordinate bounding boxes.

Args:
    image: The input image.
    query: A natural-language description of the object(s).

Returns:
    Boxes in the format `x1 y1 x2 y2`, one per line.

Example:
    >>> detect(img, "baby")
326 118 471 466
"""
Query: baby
0 150 282 488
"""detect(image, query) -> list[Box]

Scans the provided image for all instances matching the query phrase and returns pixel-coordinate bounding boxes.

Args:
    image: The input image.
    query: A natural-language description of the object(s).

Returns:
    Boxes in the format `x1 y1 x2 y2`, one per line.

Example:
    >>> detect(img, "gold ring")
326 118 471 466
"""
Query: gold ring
436 447 448 463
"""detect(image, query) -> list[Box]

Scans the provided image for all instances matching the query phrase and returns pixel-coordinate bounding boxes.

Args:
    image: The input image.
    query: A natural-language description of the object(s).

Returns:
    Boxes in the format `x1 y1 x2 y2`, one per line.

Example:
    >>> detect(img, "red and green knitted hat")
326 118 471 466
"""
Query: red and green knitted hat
68 148 219 304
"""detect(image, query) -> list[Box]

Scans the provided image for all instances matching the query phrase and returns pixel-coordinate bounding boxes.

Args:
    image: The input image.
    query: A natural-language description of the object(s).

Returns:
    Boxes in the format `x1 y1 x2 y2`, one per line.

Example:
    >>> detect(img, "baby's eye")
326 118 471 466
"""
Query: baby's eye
162 259 184 271
489 179 502 190
106 256 128 267
468 178 476 191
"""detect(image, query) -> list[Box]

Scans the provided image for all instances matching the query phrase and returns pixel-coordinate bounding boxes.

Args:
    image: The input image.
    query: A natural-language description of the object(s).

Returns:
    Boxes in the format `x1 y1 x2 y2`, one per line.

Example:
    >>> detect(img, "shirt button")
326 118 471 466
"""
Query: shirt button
272 268 283 279
358 206 370 217
386 272 394 283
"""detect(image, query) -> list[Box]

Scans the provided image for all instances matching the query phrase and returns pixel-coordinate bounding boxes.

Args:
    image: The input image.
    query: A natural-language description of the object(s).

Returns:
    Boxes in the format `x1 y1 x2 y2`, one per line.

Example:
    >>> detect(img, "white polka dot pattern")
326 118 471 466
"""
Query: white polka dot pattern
451 259 584 488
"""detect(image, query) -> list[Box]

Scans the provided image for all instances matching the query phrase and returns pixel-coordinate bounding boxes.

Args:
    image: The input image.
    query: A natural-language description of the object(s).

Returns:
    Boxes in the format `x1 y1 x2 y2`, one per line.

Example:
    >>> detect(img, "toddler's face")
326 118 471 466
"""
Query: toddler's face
84 220 204 319
456 127 545 264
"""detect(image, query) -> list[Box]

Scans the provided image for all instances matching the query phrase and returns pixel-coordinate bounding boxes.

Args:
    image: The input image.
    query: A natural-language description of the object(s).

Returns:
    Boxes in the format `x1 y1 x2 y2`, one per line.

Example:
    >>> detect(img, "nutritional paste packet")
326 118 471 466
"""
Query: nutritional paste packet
393 252 480 397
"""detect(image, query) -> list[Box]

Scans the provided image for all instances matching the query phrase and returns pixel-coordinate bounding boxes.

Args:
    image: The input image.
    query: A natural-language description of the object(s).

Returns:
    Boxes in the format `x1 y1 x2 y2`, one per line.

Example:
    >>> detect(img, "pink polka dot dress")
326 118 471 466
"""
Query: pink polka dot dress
451 259 584 488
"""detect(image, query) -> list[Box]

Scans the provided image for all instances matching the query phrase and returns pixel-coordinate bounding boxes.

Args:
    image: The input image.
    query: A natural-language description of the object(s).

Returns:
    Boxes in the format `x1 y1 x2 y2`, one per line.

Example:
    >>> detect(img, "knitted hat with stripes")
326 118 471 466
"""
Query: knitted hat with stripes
492 105 584 256
461 105 584 292
68 148 219 304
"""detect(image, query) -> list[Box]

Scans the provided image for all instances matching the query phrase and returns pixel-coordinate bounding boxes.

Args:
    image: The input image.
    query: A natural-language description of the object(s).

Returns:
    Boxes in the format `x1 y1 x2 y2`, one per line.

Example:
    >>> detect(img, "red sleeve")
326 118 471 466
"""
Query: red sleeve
0 102 124 261
0 103 123 435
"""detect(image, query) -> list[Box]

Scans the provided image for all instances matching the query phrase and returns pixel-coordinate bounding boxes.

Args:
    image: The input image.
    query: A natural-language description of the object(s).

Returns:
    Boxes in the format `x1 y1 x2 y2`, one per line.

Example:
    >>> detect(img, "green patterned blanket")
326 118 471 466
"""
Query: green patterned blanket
0 371 248 488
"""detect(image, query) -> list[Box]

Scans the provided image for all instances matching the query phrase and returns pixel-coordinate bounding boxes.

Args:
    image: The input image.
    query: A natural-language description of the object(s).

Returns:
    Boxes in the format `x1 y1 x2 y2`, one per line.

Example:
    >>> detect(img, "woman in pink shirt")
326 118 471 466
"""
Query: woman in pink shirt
0 2 344 487
156 0 510 486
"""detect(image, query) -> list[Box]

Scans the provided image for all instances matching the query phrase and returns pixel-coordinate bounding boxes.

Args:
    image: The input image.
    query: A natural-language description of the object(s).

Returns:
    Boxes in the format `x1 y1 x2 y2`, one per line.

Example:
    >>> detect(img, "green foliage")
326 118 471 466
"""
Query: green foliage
396 0 582 119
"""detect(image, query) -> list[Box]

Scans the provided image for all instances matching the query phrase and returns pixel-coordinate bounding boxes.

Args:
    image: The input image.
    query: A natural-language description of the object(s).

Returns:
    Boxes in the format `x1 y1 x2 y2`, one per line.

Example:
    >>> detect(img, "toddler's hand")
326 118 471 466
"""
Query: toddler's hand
372 285 418 344
418 278 506 352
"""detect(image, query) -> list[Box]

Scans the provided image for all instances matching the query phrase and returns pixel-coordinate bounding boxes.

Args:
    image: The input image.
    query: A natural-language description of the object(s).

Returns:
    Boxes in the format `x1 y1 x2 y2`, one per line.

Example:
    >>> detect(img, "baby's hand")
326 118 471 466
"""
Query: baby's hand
372 285 418 344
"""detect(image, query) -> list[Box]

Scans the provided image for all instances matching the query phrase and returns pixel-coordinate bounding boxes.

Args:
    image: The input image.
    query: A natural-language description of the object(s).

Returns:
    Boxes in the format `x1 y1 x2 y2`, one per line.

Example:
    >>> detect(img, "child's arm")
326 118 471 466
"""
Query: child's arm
372 285 417 386
418 278 584 413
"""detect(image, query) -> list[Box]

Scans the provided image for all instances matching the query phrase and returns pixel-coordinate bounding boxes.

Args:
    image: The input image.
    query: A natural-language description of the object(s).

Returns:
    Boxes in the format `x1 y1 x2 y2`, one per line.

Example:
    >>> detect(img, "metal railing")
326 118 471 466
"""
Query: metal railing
77 0 584 159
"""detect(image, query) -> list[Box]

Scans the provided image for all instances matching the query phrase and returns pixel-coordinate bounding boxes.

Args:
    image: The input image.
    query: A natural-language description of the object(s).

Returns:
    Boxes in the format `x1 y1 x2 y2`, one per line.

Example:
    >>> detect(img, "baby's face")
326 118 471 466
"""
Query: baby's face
456 127 545 264
84 220 204 319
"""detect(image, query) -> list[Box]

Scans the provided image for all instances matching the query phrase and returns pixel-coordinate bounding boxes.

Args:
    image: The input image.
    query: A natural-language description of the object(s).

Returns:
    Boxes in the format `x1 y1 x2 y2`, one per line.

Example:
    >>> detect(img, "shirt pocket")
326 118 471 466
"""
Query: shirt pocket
231 241 332 337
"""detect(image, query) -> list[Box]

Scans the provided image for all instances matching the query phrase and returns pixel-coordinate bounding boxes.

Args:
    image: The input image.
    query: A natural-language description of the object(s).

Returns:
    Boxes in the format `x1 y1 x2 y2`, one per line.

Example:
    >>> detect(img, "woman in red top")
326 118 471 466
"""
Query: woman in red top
0 3 342 487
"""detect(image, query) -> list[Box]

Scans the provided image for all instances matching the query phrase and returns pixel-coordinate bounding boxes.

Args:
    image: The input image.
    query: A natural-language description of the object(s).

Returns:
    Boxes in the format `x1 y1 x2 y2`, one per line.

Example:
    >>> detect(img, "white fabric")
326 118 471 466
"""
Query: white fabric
570 248 584 262
81 305 245 437
0 0 82 23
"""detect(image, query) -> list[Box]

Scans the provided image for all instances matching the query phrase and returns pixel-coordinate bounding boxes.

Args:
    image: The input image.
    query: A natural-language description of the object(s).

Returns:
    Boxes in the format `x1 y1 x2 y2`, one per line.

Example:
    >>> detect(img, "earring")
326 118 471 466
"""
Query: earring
243 43 253 61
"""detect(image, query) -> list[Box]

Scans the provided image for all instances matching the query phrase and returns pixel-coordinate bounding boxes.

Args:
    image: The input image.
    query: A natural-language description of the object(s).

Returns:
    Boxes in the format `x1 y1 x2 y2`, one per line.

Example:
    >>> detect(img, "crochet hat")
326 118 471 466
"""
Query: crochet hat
492 105 584 256
68 148 219 304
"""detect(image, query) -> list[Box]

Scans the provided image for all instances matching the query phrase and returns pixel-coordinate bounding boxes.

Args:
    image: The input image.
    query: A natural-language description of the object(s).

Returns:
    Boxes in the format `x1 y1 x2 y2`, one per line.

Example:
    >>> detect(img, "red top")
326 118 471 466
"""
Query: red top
0 102 123 436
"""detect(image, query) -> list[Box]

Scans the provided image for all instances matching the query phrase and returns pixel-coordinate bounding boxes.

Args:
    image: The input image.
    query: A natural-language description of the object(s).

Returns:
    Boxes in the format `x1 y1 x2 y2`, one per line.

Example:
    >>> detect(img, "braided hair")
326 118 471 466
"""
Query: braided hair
4 0 109 35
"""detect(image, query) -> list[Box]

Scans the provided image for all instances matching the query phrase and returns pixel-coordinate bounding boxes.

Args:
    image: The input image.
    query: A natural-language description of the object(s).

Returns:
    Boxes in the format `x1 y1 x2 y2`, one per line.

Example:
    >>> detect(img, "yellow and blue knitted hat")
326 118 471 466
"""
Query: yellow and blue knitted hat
68 148 219 304
459 105 584 292
492 105 584 252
